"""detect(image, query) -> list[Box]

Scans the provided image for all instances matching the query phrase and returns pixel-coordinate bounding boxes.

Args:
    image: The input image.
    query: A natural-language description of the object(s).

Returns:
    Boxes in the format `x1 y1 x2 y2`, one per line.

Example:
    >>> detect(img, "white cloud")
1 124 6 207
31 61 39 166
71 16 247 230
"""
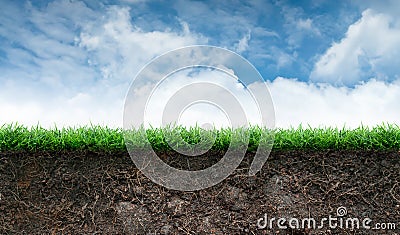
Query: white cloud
141 68 263 128
125 75 400 129
0 1 205 128
268 77 400 128
278 3 321 48
0 92 124 128
2 72 400 129
235 31 251 53
296 18 320 36
78 6 206 85
272 47 295 69
119 0 147 3
354 0 400 17
311 9 400 85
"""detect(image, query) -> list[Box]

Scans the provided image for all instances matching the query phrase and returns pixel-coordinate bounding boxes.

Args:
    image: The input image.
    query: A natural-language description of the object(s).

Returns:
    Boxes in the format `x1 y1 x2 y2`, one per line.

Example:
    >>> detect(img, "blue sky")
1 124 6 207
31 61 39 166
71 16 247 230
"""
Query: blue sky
0 0 400 128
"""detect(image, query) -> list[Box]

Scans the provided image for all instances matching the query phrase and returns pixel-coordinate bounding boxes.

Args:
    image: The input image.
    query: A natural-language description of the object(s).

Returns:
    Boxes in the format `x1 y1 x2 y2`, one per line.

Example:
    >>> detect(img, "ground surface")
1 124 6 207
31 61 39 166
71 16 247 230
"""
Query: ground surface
1 150 400 234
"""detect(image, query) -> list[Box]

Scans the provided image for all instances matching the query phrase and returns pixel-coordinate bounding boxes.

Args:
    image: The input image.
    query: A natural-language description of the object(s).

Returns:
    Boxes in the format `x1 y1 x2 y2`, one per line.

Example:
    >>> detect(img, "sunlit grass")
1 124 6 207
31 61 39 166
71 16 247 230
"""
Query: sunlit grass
274 124 400 151
0 123 399 152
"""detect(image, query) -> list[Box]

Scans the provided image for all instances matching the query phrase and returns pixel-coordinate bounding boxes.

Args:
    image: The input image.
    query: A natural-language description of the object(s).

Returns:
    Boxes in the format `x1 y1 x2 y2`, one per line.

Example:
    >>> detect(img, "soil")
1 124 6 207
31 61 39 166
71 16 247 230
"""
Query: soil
1 150 400 234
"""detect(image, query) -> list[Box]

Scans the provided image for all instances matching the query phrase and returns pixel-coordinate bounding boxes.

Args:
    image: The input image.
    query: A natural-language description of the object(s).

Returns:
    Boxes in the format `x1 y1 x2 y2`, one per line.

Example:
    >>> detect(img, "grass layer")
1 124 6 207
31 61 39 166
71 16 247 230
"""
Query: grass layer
0 124 399 152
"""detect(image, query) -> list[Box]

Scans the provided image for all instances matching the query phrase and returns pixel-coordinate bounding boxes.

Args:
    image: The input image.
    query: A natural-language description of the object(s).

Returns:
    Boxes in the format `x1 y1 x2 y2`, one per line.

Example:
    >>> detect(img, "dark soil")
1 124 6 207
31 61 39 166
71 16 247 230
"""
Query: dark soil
1 150 400 234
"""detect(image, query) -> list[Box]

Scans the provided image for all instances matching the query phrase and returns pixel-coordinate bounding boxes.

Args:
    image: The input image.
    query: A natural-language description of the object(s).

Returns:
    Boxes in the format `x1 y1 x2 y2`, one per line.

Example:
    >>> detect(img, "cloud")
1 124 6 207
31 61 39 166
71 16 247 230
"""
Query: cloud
234 31 251 53
137 68 261 128
170 0 281 56
278 2 321 48
3 71 400 129
0 0 99 96
311 9 400 85
353 0 400 17
78 5 205 85
268 77 400 128
296 18 320 36
119 0 147 3
0 1 205 128
126 74 400 129
0 91 124 128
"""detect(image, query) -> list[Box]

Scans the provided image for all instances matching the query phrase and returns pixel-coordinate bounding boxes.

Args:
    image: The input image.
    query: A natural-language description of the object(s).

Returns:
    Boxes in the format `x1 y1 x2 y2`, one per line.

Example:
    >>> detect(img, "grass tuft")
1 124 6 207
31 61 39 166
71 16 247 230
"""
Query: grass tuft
0 123 399 152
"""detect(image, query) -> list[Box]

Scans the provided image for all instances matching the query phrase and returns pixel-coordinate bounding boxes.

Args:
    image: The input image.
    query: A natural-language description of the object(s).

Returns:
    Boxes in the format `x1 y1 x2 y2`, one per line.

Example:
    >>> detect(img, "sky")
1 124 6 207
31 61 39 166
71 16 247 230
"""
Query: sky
0 0 400 128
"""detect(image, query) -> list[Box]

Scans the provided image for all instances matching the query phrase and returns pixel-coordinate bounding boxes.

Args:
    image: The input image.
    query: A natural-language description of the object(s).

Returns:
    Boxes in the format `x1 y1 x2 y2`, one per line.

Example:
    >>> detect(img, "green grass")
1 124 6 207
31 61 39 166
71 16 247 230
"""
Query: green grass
0 123 399 152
